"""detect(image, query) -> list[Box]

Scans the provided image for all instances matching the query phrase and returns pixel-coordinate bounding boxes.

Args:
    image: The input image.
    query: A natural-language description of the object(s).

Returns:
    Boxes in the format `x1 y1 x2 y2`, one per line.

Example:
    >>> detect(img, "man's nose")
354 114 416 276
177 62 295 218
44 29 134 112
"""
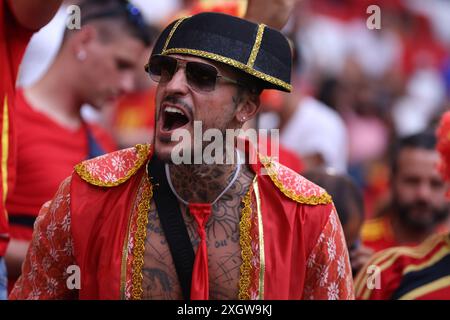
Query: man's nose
163 67 189 95
416 183 433 202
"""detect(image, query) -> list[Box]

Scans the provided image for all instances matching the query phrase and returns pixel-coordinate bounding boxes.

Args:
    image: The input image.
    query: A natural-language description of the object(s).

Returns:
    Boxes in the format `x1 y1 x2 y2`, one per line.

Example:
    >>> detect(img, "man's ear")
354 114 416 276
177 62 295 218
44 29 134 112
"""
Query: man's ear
70 25 97 60
235 92 261 124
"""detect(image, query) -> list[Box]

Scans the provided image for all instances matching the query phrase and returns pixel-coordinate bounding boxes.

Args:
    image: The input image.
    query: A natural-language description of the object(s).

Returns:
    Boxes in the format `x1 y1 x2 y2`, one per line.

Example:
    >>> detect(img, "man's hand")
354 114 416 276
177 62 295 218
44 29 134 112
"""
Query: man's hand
244 0 300 29
7 0 63 30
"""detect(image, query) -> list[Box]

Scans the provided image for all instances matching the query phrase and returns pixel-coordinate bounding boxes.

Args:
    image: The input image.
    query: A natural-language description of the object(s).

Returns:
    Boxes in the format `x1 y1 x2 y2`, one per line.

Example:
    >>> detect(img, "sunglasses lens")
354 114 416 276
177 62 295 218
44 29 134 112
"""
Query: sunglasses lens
148 56 177 83
148 56 220 92
186 62 218 92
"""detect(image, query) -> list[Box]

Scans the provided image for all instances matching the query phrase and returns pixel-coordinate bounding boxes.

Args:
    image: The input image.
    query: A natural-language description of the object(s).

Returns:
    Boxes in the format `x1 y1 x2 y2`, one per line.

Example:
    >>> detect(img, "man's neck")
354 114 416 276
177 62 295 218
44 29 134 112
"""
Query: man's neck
168 161 239 204
24 59 83 131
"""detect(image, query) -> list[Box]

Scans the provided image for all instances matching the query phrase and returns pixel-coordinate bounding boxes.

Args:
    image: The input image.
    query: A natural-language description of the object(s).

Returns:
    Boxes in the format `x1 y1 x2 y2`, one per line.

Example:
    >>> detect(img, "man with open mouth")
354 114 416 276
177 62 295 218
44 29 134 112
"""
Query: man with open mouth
11 11 354 300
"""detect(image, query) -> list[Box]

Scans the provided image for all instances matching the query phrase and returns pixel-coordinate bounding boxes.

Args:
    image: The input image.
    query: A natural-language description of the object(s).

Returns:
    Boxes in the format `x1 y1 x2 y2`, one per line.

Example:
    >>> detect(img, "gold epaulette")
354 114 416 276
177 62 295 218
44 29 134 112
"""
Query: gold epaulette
74 144 151 187
260 155 332 205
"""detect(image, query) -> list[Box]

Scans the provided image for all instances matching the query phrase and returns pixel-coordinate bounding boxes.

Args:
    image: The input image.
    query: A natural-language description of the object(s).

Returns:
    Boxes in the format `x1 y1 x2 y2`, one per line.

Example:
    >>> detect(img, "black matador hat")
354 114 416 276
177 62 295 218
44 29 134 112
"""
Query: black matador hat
149 12 292 92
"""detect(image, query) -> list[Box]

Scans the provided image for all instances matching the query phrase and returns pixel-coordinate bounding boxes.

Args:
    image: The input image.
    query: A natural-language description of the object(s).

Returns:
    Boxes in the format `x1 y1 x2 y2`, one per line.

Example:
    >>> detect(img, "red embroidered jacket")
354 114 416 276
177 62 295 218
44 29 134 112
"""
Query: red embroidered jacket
10 144 354 300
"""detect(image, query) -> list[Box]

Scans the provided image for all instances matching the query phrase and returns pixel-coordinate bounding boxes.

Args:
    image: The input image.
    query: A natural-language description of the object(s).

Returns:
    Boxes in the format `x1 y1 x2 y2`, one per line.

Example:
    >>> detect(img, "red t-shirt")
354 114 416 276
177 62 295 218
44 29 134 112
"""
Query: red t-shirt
113 88 155 134
0 0 34 256
6 89 117 241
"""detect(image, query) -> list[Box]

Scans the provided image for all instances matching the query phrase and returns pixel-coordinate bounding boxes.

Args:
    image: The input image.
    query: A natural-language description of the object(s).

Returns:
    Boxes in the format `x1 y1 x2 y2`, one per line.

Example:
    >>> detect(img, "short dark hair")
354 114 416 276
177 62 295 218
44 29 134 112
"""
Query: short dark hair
304 170 364 225
238 75 264 96
390 131 437 176
63 0 154 46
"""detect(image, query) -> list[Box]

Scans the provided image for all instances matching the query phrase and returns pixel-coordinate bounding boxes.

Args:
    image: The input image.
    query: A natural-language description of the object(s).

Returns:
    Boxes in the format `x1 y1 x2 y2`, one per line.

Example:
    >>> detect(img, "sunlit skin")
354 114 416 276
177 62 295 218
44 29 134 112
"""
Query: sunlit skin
24 23 147 131
74 25 146 109
152 54 260 204
144 55 263 299
154 54 259 164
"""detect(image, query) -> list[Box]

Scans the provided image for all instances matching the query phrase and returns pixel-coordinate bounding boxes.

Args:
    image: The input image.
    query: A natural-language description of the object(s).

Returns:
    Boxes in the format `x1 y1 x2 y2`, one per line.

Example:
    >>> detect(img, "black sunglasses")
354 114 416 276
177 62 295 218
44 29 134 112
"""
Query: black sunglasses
145 55 242 92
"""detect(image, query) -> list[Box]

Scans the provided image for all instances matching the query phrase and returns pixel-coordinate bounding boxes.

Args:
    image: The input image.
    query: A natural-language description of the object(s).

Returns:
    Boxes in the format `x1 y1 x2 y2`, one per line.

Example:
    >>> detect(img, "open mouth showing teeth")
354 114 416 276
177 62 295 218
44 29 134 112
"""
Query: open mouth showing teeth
163 106 190 131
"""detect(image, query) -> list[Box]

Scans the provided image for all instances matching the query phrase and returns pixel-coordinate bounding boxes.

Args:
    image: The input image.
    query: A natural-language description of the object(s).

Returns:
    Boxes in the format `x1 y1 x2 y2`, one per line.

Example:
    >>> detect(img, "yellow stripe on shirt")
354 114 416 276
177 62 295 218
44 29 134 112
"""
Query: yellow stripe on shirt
398 275 450 300
2 96 9 215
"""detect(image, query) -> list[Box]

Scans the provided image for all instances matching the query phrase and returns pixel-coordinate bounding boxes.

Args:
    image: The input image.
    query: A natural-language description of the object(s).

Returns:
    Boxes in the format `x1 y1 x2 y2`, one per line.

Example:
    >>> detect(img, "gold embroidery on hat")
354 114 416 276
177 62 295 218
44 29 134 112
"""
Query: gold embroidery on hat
162 16 190 53
247 24 265 69
162 48 292 92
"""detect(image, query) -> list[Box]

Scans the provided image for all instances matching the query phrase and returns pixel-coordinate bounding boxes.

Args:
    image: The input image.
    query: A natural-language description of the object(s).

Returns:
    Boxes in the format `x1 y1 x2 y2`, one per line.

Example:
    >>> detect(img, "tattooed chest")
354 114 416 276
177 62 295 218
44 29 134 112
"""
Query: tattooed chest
141 199 243 300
